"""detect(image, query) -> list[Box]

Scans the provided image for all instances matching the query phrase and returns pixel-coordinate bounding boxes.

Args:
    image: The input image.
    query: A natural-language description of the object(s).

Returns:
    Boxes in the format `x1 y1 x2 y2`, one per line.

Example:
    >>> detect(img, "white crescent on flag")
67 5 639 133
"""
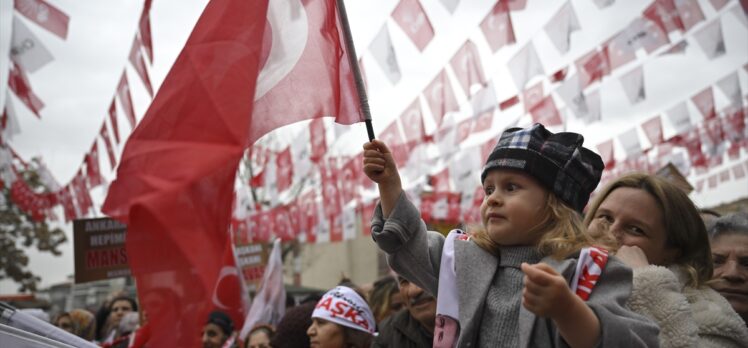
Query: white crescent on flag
254 0 308 101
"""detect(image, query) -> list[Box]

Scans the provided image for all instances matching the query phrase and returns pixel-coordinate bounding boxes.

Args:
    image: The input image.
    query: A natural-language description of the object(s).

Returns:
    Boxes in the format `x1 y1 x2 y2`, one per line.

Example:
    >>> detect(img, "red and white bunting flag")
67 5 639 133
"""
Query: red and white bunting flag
439 0 460 14
424 69 459 127
632 17 670 53
369 24 402 84
273 206 296 241
619 66 645 104
116 72 137 129
14 0 70 39
693 19 726 59
719 169 731 183
471 110 494 135
641 115 663 146
556 74 588 118
401 98 427 143
709 0 729 11
618 128 642 157
666 101 692 136
480 1 516 53
342 203 358 240
360 201 375 236
644 0 686 33
507 0 528 11
275 146 293 192
392 0 435 52
675 0 705 31
470 82 497 116
129 35 154 97
605 30 637 72
544 1 581 54
691 87 716 120
108 99 120 143
100 124 117 170
575 48 609 88
455 118 473 144
551 66 569 83
450 40 486 95
58 186 77 222
592 0 615 9
10 16 54 73
380 120 405 145
716 72 743 109
320 159 342 228
103 1 366 345
732 164 746 180
2 95 22 140
85 142 104 188
507 41 544 90
596 139 615 168
340 154 363 205
298 191 319 243
523 81 544 112
708 174 718 188
72 170 92 217
530 96 563 127
139 0 154 62
239 239 286 340
309 118 327 163
583 89 602 124
7 62 44 118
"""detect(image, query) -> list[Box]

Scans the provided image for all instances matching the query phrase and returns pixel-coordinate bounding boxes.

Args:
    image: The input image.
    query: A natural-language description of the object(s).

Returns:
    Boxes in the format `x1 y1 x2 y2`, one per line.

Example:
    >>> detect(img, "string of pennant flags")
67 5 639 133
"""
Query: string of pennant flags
0 0 746 246
1 0 155 223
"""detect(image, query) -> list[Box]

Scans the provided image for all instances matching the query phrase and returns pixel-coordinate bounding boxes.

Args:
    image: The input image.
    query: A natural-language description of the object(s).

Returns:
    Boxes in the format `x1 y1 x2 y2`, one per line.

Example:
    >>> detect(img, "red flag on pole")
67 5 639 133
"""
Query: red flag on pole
14 0 70 39
102 1 364 346
391 0 435 51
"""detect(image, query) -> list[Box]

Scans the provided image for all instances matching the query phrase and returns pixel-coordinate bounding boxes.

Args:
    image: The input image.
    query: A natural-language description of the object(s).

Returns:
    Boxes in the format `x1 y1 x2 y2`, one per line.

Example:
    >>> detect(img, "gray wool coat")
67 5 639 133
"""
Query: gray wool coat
371 192 660 348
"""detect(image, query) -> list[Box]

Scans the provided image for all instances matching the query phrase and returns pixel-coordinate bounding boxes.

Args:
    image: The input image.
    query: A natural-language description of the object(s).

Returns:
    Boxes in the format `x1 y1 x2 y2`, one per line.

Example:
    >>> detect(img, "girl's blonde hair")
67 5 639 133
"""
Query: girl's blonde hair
470 192 596 260
583 172 713 288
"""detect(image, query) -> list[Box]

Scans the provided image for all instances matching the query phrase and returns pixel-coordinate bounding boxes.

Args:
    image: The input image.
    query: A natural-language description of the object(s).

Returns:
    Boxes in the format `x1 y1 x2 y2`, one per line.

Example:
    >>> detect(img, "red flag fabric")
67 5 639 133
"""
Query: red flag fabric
309 118 327 163
644 0 686 33
691 87 716 120
455 118 473 144
14 0 70 39
522 81 544 113
108 99 121 143
675 0 705 31
320 159 343 219
58 186 77 222
298 191 319 243
72 170 93 217
596 139 615 168
449 40 486 95
423 69 459 126
529 96 562 127
8 62 44 118
85 142 104 188
100 124 118 170
340 155 362 205
116 72 137 129
129 35 154 97
275 146 293 192
499 95 520 110
575 48 609 88
431 167 451 192
480 1 516 52
391 0 435 51
102 1 363 346
710 0 729 10
360 201 375 236
380 121 409 167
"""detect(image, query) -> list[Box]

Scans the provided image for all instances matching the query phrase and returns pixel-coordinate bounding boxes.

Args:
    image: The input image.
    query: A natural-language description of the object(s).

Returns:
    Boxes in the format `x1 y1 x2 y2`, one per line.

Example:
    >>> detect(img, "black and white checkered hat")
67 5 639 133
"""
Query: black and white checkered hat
481 123 604 212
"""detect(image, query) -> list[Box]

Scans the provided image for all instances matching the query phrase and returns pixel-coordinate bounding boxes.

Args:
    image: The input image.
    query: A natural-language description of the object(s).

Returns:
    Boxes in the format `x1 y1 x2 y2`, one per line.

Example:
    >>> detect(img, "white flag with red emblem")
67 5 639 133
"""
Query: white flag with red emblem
10 16 54 73
507 41 544 90
619 66 645 104
423 69 459 127
369 24 402 84
544 1 581 54
392 0 435 51
693 19 726 59
480 1 516 52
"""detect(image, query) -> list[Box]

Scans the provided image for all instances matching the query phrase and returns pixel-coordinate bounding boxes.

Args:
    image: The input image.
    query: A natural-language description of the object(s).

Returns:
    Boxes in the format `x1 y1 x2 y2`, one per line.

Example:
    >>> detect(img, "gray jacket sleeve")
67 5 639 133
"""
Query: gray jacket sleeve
582 256 661 348
370 192 444 297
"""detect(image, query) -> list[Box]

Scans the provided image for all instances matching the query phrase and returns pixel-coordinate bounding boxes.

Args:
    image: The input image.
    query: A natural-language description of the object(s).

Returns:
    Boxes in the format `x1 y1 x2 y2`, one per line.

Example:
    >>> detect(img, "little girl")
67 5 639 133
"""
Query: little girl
362 124 660 348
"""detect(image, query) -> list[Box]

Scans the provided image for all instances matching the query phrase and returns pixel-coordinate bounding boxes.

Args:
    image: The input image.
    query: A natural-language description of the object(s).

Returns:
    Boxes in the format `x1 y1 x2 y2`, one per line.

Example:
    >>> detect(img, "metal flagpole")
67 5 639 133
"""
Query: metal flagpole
336 0 376 141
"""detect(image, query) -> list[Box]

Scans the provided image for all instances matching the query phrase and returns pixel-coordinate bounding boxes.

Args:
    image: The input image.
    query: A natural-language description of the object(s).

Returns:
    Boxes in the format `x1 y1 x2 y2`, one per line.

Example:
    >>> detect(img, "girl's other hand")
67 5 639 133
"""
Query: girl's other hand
521 262 575 319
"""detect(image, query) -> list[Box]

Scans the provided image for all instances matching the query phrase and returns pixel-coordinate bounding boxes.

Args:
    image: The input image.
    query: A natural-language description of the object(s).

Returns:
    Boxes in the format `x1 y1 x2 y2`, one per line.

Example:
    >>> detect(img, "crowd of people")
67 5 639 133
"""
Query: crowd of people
37 123 748 347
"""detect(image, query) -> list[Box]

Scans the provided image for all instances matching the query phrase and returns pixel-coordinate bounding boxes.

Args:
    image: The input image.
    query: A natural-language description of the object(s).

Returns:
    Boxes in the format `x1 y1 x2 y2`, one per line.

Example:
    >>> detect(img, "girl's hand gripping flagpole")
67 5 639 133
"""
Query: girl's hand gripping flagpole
336 0 376 141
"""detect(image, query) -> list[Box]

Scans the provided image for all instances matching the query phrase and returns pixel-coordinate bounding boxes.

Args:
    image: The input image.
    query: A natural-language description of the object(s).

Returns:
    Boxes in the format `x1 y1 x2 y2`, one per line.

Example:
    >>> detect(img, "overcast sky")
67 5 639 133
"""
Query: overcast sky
0 0 746 291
